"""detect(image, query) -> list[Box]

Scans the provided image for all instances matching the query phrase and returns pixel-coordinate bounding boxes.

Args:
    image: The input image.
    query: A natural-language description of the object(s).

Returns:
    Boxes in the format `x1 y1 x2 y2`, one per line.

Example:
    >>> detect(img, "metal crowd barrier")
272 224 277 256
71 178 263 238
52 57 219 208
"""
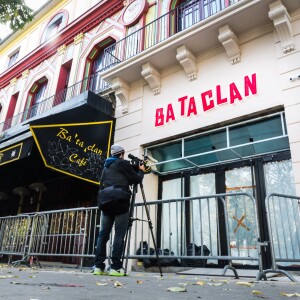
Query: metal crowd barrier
257 193 300 282
0 208 101 269
0 215 32 259
128 192 262 279
0 192 298 281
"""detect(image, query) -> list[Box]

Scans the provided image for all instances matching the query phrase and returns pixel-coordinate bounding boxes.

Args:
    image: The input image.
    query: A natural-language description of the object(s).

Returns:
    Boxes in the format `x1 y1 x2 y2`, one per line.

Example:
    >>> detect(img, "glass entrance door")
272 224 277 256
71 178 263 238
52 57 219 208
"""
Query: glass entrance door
263 159 297 266
158 155 295 267
161 178 184 255
225 166 258 265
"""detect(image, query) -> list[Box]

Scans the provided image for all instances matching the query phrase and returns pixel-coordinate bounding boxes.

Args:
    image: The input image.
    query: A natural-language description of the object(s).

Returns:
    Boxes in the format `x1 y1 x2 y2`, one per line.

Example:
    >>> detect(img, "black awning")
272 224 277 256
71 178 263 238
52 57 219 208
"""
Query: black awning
30 121 113 185
29 91 115 185
0 138 33 166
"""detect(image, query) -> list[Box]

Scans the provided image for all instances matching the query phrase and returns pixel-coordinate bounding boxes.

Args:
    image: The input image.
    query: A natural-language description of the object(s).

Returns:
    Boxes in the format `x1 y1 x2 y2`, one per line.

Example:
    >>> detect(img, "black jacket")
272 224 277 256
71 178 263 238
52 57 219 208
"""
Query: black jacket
102 157 144 188
100 157 144 215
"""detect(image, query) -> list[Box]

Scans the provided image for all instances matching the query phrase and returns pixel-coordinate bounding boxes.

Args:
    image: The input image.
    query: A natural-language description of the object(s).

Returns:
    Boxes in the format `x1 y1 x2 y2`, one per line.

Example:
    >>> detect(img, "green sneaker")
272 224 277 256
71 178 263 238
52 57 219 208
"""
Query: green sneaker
93 267 108 275
109 268 126 277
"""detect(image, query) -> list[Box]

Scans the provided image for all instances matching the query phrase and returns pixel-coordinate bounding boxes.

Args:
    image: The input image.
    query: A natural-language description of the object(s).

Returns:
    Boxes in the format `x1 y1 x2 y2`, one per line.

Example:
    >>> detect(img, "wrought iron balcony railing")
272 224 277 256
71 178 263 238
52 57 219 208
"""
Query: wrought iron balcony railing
103 0 238 67
0 0 237 137
0 70 109 136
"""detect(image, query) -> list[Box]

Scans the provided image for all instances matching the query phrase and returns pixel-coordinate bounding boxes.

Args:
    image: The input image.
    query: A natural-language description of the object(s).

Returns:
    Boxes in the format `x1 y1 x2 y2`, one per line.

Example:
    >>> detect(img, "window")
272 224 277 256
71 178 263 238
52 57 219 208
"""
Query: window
173 0 228 33
4 93 18 131
41 12 67 44
177 0 200 32
82 38 115 93
54 61 72 105
30 81 47 118
145 112 289 174
7 50 19 68
23 77 48 121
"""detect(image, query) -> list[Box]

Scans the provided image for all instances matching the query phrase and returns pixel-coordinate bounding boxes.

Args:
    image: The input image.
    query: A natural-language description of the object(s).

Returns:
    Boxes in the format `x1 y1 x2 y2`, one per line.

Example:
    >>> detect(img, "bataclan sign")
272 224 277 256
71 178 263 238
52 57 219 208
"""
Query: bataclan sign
154 73 257 127
30 121 114 185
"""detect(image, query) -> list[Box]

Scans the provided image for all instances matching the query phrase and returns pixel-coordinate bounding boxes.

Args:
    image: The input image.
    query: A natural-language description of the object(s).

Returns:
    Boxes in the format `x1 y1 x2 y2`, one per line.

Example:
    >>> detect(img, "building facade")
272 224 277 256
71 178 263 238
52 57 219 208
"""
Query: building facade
0 0 300 267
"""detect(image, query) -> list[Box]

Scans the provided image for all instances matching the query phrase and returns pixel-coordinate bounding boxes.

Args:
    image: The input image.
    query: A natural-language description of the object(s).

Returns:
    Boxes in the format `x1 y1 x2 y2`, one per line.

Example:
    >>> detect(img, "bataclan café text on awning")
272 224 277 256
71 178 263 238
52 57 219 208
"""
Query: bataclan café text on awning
0 91 115 191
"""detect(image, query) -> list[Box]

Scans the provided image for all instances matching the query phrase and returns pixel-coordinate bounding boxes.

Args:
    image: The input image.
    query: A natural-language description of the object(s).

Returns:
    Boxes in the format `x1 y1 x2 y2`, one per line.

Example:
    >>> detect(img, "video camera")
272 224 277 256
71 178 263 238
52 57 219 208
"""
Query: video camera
128 154 154 174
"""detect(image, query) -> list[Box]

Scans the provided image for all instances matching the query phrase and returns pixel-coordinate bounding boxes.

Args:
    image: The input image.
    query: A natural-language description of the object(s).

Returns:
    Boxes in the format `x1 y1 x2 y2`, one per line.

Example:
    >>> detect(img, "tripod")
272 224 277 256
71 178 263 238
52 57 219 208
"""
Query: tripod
122 182 163 277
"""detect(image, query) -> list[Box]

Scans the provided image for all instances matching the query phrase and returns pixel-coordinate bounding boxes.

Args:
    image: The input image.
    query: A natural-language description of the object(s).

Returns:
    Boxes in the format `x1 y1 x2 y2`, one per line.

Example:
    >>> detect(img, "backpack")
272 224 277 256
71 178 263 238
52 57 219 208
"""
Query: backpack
181 243 210 267
136 241 180 268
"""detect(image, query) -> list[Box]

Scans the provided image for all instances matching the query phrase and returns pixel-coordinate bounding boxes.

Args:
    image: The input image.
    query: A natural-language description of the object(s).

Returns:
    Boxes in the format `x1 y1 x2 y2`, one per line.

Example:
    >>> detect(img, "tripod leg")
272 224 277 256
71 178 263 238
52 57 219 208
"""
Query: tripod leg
122 185 137 275
139 183 163 277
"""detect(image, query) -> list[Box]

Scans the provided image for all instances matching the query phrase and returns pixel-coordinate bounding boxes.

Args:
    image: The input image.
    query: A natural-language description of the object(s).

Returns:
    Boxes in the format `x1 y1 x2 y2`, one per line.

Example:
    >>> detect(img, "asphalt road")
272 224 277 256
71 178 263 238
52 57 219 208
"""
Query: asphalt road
0 264 299 300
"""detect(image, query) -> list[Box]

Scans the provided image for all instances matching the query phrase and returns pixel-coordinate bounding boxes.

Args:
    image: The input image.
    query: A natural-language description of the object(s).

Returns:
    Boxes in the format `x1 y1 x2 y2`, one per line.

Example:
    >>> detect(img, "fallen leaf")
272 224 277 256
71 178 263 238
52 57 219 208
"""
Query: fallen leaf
236 281 254 287
211 279 229 283
194 281 206 286
280 292 300 297
252 290 262 295
167 287 187 292
10 281 27 285
114 281 123 287
136 280 143 284
96 282 108 286
179 283 187 286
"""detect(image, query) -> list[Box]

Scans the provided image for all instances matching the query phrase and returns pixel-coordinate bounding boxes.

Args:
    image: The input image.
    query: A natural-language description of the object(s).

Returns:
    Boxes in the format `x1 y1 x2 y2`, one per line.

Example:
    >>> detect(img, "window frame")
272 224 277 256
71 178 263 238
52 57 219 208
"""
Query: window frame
81 38 116 93
7 49 20 68
23 77 48 121
40 12 68 44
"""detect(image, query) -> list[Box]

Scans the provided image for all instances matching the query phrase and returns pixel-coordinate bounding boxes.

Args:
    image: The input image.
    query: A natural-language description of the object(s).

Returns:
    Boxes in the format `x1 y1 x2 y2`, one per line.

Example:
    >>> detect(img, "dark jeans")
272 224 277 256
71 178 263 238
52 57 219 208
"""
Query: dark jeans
95 211 129 270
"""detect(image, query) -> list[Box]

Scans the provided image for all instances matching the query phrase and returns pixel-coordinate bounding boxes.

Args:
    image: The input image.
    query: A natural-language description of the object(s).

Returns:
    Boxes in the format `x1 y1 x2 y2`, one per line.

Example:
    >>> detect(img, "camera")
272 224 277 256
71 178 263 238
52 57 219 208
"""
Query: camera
128 154 152 173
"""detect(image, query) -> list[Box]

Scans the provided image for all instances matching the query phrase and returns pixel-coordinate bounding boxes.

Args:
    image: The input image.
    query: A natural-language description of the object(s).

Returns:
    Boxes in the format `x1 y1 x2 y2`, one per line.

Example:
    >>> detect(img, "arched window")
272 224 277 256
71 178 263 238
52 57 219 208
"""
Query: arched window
23 77 48 121
41 12 68 44
82 38 116 93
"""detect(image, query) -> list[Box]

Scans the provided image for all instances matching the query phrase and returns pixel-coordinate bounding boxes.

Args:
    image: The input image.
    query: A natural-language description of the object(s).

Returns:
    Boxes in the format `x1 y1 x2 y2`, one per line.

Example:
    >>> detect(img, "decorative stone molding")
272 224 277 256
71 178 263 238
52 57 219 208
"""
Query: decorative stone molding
57 44 67 56
176 45 197 80
22 69 30 78
141 63 161 95
268 0 294 53
218 25 241 64
74 32 84 45
10 77 18 86
111 77 130 113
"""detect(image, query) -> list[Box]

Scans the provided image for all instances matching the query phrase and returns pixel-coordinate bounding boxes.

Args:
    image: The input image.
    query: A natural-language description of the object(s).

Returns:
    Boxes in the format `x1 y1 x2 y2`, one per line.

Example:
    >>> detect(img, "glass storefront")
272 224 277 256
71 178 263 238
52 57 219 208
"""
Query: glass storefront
149 112 296 267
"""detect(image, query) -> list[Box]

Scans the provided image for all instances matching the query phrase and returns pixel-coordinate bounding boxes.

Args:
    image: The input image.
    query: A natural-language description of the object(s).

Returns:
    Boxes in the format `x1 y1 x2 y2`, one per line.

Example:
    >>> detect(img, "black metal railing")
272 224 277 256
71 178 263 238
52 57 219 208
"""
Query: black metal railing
103 0 237 67
0 69 109 135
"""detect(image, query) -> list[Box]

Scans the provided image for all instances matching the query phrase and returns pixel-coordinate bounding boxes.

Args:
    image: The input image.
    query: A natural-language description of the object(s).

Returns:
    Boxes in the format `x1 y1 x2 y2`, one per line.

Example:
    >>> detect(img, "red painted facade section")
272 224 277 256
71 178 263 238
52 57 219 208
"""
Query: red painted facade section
0 0 123 89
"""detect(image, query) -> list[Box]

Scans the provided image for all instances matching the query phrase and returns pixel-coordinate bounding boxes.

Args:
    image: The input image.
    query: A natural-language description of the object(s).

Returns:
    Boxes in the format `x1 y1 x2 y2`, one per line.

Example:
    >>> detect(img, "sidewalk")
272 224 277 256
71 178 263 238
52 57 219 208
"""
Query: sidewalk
0 264 299 300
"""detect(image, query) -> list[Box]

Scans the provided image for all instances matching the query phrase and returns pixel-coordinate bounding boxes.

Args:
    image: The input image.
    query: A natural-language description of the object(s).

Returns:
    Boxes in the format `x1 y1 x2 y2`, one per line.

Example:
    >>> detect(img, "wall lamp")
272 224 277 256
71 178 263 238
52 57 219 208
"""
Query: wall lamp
289 75 300 82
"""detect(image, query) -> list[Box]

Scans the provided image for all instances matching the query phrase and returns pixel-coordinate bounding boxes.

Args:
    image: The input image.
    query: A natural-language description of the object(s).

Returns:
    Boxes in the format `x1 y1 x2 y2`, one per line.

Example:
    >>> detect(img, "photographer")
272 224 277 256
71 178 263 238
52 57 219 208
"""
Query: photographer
94 144 145 276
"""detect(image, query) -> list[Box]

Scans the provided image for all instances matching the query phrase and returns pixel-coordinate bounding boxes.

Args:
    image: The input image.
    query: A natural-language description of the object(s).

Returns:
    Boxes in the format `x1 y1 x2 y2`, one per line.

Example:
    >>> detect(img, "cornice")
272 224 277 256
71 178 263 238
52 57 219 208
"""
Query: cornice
0 0 123 89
